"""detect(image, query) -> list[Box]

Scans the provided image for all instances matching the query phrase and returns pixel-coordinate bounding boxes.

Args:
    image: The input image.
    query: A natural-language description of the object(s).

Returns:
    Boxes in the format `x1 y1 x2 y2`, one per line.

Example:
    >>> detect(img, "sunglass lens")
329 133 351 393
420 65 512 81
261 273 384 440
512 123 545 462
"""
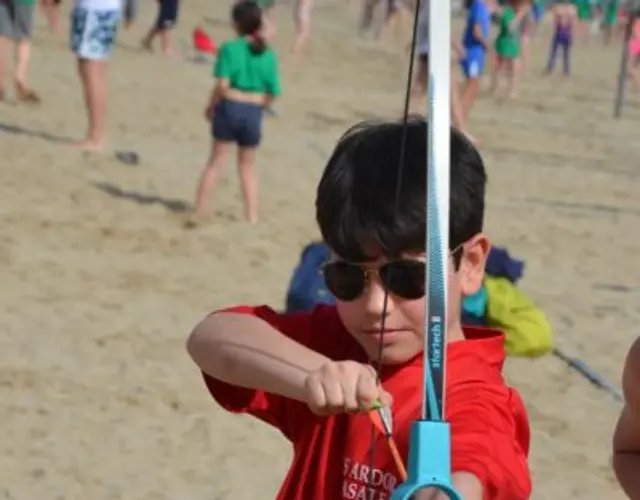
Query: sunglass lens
323 262 365 301
380 260 425 299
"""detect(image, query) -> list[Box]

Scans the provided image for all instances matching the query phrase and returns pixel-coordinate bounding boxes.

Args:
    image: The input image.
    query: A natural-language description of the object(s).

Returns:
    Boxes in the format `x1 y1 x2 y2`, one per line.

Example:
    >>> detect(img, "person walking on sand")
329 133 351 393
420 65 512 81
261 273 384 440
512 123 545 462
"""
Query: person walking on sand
70 0 122 150
194 0 281 224
459 0 491 128
544 0 576 77
410 0 477 143
40 0 62 34
258 0 276 39
0 0 40 103
141 0 180 56
490 0 530 100
292 0 312 58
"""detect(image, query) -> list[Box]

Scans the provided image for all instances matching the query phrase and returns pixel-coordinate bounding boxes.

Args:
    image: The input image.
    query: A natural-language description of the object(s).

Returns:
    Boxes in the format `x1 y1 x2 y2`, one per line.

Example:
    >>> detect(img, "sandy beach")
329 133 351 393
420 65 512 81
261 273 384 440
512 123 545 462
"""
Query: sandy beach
1 1 639 498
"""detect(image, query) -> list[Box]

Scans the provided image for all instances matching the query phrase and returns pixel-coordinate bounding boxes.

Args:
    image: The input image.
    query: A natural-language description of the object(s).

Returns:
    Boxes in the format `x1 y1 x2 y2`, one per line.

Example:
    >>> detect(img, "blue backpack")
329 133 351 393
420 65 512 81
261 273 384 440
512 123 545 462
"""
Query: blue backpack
285 242 336 313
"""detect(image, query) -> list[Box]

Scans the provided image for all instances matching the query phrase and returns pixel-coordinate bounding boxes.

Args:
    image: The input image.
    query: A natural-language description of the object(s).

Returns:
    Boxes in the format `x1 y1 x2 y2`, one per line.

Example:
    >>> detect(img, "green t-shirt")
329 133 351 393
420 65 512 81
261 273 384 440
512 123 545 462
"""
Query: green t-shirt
15 0 37 6
602 0 620 25
213 37 282 96
494 6 520 59
573 0 592 19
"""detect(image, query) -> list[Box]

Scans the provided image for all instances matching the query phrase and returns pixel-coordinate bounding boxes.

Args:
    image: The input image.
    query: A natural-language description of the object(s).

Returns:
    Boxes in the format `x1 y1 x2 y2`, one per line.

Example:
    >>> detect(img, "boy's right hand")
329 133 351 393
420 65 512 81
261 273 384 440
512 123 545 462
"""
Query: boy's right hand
304 361 393 416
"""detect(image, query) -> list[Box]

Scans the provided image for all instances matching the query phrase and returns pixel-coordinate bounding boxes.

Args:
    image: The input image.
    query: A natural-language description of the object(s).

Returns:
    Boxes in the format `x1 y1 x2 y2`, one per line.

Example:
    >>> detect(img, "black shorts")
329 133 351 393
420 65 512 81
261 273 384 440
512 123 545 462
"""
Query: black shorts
212 99 264 148
155 0 179 29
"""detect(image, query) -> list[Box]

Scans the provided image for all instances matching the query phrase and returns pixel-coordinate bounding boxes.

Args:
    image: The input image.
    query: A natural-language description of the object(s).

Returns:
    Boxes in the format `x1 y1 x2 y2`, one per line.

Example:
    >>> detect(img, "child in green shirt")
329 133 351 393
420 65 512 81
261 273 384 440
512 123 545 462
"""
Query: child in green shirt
489 0 530 99
193 0 282 225
601 0 620 45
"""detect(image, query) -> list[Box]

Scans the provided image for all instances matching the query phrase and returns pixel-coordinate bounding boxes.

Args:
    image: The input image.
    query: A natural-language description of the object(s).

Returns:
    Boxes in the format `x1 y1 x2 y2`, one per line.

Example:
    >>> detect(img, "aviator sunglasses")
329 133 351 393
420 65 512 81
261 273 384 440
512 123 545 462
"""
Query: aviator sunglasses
321 244 464 302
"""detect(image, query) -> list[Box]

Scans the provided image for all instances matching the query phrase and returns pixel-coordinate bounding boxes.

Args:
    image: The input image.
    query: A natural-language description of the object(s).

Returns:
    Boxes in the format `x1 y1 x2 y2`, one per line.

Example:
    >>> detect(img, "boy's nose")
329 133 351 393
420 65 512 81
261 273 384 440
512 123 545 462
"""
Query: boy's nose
362 277 393 318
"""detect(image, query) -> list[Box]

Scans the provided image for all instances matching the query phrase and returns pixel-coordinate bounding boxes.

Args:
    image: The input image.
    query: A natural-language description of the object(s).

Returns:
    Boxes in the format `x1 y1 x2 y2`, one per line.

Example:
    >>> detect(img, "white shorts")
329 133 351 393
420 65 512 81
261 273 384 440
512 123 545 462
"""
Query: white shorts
70 7 120 60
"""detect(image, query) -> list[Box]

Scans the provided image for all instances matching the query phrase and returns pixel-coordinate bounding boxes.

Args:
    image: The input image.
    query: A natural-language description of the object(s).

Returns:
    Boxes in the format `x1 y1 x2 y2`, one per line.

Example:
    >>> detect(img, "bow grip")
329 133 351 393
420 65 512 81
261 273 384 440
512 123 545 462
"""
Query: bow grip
390 420 462 500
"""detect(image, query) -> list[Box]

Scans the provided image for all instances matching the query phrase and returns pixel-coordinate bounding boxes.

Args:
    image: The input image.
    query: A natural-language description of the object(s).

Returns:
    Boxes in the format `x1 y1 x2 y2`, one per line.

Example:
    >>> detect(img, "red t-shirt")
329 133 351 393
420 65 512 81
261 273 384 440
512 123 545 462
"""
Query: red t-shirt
201 305 531 500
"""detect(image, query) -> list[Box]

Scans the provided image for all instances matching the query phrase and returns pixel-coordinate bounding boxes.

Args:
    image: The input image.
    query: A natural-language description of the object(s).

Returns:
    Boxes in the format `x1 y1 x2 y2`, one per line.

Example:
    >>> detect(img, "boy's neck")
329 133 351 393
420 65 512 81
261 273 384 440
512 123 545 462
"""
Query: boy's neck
447 323 466 343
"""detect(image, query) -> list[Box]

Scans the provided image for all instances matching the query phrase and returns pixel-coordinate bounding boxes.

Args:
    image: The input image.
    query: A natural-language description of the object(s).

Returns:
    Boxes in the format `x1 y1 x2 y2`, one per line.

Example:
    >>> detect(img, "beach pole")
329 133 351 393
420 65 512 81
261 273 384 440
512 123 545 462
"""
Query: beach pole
614 7 637 118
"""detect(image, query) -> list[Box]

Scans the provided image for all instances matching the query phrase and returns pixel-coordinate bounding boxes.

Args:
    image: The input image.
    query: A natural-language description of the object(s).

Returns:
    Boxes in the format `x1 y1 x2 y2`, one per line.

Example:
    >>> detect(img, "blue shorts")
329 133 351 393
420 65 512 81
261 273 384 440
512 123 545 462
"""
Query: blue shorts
460 48 485 79
212 99 264 148
156 0 179 30
70 8 119 60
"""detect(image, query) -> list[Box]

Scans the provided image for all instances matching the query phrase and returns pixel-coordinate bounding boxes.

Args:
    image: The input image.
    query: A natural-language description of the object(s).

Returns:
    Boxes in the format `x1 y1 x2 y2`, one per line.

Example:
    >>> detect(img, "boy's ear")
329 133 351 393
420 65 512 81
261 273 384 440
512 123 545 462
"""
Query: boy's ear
459 233 490 296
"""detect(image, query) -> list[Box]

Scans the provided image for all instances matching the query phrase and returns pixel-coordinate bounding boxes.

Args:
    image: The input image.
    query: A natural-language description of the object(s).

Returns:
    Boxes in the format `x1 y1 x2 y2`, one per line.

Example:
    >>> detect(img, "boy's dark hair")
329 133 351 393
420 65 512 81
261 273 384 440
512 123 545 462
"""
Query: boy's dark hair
315 118 486 263
232 0 267 55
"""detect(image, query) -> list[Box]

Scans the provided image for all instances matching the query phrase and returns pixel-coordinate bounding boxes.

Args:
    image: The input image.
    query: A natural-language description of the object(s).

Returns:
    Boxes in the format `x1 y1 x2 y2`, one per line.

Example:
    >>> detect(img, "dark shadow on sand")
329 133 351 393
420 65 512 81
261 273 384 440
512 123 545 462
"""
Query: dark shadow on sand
92 181 191 213
0 121 73 144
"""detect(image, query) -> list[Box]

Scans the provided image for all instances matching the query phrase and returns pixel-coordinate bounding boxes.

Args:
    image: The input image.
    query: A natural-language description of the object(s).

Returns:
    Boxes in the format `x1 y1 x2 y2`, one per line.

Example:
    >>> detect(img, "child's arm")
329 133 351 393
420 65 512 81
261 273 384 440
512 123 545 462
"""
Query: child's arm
613 337 640 498
472 22 489 51
206 79 228 107
187 311 330 403
207 43 231 110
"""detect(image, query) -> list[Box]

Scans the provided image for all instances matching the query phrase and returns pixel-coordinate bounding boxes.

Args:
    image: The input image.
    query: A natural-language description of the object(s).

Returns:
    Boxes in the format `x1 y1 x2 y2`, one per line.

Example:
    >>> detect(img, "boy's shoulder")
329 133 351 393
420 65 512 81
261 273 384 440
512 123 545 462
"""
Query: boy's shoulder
444 326 511 391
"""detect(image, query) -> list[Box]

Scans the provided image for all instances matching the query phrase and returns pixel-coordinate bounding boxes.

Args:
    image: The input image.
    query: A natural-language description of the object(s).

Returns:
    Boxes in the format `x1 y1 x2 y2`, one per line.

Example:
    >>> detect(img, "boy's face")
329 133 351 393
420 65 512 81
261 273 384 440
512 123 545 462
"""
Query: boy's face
334 234 490 365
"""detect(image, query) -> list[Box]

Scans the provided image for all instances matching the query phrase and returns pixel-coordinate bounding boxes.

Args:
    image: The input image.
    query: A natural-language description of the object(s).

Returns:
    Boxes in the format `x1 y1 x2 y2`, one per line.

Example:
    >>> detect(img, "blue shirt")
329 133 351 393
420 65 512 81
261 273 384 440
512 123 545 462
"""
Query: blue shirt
463 0 491 51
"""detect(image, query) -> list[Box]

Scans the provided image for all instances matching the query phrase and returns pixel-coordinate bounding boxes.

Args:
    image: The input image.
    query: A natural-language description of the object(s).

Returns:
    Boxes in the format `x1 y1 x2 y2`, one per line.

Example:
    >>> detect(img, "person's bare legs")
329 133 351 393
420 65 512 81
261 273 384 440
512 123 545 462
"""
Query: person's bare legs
292 0 311 58
460 76 481 126
76 58 108 150
141 27 157 50
262 5 276 40
194 141 232 214
359 0 377 36
237 146 259 224
0 35 7 100
14 38 39 102
489 57 504 96
41 0 61 34
450 74 465 131
450 71 477 144
159 28 175 55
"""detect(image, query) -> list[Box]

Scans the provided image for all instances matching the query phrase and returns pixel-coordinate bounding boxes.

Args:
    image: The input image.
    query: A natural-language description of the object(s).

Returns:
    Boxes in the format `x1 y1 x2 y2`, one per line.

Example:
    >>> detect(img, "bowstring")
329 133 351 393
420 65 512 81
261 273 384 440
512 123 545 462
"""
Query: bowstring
368 0 423 487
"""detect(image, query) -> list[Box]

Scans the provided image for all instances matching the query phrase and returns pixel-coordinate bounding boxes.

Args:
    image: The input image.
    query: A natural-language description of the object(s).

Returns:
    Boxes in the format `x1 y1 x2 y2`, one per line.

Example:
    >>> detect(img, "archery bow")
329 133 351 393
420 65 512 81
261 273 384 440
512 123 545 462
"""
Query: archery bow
392 0 461 495
369 0 462 496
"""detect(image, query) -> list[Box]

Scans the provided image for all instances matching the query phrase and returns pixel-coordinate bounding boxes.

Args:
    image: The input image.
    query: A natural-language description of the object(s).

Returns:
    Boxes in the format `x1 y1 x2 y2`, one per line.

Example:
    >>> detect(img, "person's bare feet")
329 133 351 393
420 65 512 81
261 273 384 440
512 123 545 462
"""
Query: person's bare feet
15 82 41 105
73 139 105 152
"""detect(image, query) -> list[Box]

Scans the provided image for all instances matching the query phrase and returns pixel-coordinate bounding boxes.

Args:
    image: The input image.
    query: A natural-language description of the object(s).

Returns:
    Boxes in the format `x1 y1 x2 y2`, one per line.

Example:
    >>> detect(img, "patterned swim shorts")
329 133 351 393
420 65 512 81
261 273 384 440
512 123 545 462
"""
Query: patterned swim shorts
70 7 120 60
